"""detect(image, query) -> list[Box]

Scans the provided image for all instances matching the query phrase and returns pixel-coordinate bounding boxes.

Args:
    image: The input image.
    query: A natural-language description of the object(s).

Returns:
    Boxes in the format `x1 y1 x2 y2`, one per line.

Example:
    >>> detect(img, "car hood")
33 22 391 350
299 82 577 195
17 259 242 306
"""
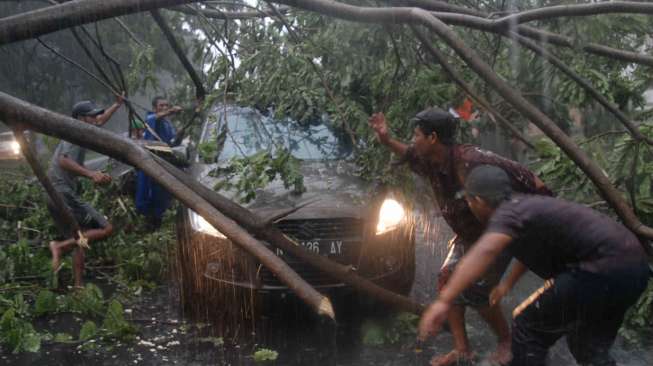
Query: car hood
195 159 371 220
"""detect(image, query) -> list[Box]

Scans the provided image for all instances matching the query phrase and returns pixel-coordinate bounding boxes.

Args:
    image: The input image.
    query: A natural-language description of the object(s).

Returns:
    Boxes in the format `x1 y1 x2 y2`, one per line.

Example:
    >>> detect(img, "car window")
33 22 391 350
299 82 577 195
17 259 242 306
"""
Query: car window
205 106 353 161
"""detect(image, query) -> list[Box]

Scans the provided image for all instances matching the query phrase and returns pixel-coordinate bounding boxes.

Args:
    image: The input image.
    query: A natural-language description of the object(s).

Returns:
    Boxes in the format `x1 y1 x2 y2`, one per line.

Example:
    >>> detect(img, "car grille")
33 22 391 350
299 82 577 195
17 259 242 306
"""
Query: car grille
274 218 363 240
260 218 364 288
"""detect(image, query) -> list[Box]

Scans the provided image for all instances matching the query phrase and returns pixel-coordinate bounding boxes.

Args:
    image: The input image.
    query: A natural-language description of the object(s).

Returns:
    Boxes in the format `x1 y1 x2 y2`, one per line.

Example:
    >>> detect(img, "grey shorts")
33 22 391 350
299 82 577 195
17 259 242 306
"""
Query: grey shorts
47 187 109 238
437 235 512 307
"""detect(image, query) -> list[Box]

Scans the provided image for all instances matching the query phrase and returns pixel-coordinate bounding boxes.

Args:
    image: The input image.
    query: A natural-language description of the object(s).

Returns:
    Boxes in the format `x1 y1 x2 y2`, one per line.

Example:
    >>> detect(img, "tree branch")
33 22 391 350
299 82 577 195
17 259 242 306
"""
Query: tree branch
150 9 206 99
0 0 199 45
0 91 334 319
168 4 292 19
396 0 653 67
411 25 534 150
268 0 653 246
495 1 653 28
505 30 653 146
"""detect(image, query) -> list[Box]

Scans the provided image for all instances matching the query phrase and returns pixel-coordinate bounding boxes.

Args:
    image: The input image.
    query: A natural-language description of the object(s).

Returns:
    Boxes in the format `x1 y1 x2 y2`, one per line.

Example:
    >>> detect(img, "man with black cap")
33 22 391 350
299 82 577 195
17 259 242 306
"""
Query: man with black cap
418 165 649 366
47 95 124 288
369 108 551 365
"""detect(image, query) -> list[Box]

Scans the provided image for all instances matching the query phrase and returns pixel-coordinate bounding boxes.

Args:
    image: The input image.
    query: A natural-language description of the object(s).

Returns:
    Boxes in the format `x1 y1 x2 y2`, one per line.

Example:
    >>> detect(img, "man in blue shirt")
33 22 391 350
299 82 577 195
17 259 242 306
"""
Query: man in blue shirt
135 96 181 230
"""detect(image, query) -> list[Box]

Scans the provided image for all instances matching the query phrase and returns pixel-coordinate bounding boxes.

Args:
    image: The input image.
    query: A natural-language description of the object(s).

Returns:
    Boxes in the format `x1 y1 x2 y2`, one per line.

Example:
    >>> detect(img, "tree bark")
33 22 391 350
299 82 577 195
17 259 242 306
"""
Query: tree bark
150 9 206 99
0 0 198 45
168 5 292 19
0 91 334 320
3 0 651 68
494 1 653 28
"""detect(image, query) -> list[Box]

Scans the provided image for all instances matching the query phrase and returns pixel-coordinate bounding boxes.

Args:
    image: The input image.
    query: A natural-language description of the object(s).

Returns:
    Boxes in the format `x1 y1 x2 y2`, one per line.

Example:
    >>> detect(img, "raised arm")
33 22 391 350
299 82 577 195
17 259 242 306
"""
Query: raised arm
418 232 513 340
95 92 125 126
155 105 182 120
368 112 409 156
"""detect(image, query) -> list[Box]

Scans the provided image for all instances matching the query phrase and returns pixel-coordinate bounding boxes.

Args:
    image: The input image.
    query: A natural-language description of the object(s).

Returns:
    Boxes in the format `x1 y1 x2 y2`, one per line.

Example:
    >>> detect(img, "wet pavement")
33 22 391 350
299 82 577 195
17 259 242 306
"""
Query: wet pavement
2 213 652 365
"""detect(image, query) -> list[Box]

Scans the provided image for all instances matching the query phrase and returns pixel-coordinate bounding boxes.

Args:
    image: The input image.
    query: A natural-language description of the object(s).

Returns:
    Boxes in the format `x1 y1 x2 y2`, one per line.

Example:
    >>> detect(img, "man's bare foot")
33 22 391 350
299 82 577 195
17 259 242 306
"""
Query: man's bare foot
488 341 512 365
430 350 476 366
49 241 62 273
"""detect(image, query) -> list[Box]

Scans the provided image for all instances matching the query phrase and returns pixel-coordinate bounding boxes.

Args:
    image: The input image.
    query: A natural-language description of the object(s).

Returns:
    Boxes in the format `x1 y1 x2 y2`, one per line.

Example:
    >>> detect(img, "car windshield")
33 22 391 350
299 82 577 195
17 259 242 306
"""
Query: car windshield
204 106 353 161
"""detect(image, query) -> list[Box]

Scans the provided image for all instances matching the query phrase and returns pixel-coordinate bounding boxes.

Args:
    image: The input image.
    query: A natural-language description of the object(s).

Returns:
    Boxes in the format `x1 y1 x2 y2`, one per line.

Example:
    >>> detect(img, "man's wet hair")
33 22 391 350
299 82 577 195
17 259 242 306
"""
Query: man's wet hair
465 165 512 208
412 107 457 145
152 96 166 108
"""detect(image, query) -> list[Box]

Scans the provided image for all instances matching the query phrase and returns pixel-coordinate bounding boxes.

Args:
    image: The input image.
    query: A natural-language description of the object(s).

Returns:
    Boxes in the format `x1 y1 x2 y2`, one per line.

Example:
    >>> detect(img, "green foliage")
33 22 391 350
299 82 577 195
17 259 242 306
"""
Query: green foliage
0 249 15 285
102 300 136 340
78 321 97 341
0 171 177 353
198 140 219 163
33 290 57 316
212 148 306 203
361 312 419 346
253 348 279 363
53 332 73 343
127 46 158 92
0 308 41 353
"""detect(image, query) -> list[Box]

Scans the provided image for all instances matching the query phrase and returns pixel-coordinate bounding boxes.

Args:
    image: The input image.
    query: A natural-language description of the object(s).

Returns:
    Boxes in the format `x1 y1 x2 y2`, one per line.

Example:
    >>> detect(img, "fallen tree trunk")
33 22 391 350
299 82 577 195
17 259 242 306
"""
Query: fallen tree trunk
0 91 334 320
151 154 426 315
11 128 83 242
0 0 198 45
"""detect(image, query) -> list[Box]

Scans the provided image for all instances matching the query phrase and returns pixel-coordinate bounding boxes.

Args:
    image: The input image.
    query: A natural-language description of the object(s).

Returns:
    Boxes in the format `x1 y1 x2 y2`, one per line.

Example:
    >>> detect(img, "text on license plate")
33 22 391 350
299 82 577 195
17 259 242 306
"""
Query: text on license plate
275 240 343 256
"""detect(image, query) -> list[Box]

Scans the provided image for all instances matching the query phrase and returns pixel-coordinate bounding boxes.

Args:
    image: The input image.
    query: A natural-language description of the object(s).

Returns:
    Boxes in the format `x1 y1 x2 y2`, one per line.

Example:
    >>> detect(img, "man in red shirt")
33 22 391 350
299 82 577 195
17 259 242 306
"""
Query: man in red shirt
369 107 550 365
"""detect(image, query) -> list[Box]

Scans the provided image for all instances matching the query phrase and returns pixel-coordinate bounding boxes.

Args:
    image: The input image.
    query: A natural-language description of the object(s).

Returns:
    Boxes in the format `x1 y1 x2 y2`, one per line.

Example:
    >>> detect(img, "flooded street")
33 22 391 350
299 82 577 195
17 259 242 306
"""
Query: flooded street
2 213 651 365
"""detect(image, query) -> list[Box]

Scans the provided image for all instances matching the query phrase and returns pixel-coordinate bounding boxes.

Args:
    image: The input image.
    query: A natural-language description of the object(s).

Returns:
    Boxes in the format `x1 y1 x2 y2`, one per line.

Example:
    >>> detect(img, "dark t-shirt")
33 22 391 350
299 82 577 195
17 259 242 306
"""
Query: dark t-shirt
486 194 647 279
404 144 552 244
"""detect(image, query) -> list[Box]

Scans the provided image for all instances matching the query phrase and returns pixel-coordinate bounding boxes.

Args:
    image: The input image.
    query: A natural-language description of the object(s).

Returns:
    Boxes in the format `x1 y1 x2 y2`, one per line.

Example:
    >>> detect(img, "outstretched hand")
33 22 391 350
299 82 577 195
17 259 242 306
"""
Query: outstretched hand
368 112 390 144
418 300 451 341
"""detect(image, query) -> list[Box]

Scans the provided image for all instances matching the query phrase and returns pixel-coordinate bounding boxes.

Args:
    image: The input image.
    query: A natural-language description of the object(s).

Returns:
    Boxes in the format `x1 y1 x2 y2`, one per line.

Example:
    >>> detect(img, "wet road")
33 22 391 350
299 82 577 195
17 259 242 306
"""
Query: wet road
2 213 652 365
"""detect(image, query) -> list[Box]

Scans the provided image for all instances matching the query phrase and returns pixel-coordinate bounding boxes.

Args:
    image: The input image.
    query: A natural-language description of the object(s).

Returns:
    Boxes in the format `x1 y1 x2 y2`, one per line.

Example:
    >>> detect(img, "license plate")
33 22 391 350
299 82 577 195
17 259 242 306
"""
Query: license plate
275 240 345 256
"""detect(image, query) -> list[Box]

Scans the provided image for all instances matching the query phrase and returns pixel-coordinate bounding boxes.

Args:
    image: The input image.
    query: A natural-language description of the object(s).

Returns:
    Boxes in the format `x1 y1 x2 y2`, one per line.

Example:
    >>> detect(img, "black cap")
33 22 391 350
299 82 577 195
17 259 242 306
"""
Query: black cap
72 100 104 118
411 107 458 144
413 107 454 124
464 165 512 200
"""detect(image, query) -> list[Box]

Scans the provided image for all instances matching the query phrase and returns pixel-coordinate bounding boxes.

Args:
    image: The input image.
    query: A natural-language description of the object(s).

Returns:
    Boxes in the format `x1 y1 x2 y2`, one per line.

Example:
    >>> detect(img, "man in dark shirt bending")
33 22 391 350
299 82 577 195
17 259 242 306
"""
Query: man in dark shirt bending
369 107 551 365
419 165 649 366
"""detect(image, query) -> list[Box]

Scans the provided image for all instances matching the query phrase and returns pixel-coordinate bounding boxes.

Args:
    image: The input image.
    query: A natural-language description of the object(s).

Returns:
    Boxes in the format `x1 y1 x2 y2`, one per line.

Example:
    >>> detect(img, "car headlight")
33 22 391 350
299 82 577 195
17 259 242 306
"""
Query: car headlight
376 198 406 235
188 209 226 238
10 141 20 155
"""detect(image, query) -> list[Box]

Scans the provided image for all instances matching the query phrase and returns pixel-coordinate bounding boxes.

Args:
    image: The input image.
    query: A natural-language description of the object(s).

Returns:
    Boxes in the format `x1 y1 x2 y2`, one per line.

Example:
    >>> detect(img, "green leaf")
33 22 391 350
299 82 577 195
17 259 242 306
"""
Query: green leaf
53 333 73 343
34 290 57 316
102 300 136 339
253 348 279 362
79 321 97 341
361 319 385 346
20 331 41 353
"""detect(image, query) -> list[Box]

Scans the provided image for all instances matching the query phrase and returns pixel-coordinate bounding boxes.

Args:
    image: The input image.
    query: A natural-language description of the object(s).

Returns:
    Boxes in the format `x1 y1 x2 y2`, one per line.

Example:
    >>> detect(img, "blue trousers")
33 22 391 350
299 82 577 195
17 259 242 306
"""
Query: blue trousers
135 170 172 220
